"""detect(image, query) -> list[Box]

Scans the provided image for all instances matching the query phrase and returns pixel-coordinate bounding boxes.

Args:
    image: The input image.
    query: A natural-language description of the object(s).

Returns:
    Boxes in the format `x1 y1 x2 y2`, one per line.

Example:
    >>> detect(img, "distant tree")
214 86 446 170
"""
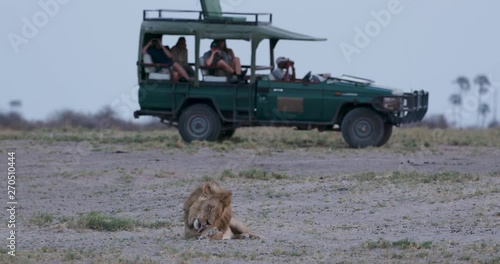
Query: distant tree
9 100 22 108
474 75 491 94
452 76 471 128
455 76 471 92
493 81 499 126
449 94 462 127
474 75 491 127
9 100 22 114
478 103 491 128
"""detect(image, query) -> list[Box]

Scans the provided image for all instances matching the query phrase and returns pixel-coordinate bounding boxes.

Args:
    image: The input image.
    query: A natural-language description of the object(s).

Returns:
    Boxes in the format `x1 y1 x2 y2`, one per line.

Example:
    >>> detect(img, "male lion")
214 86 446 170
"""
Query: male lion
183 181 258 240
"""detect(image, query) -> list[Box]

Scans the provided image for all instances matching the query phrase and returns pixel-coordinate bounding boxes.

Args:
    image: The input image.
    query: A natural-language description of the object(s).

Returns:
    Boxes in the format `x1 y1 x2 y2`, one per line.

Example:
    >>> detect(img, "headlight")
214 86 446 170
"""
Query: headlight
383 97 401 111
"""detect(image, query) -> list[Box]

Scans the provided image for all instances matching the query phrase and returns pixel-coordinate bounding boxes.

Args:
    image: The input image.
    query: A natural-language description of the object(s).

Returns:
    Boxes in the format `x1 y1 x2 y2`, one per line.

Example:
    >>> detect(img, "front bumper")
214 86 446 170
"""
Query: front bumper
375 91 429 125
395 91 429 124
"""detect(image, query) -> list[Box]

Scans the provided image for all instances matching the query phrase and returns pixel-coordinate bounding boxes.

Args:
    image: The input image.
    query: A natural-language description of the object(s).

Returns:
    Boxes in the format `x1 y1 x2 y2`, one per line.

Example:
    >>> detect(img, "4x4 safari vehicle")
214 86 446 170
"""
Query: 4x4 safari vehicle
134 0 429 148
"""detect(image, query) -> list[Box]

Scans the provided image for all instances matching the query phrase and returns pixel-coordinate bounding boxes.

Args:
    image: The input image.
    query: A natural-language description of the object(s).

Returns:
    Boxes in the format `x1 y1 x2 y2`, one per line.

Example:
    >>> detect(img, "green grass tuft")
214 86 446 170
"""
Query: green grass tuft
352 172 376 181
142 220 172 229
364 238 433 250
70 211 137 232
29 213 54 227
390 171 476 184
64 212 172 232
120 173 134 184
63 250 82 261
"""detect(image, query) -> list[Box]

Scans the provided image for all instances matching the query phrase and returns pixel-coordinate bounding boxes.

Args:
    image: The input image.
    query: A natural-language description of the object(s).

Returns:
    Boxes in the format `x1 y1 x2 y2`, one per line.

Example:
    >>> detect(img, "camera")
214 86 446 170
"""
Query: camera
214 52 223 62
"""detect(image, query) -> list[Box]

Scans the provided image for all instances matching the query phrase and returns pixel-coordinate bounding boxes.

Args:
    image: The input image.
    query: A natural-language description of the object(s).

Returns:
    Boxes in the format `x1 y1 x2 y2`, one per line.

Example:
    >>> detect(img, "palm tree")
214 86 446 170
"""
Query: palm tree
474 75 491 94
455 76 471 93
449 94 462 127
478 103 491 128
474 75 491 127
493 81 498 126
453 76 470 128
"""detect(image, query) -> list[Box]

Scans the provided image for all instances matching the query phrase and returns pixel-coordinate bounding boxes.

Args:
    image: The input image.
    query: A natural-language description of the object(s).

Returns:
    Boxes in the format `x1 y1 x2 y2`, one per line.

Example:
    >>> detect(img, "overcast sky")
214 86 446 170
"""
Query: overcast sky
1 0 499 126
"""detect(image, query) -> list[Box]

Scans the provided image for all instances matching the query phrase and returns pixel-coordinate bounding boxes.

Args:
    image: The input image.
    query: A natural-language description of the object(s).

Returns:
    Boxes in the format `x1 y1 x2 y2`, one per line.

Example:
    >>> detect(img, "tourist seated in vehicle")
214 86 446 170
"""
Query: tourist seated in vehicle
171 37 195 77
203 41 245 83
142 38 191 82
216 39 246 77
272 57 296 81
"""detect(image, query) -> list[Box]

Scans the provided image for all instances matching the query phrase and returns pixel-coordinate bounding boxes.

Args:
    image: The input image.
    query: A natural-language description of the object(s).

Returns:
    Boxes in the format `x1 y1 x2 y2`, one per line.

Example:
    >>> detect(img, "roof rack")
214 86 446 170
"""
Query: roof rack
143 9 273 25
327 75 375 85
341 75 375 84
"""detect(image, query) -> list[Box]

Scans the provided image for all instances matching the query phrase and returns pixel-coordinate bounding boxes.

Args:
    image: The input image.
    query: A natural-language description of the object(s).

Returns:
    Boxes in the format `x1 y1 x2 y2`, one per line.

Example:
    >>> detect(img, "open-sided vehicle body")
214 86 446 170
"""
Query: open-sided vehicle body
134 0 429 148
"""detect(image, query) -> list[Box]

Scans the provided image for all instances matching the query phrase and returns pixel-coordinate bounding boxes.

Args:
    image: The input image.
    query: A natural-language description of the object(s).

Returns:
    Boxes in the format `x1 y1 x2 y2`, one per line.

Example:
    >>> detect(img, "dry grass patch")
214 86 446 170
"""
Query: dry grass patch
389 171 477 184
2 127 499 152
389 127 500 150
346 171 478 185
351 172 377 182
216 168 289 181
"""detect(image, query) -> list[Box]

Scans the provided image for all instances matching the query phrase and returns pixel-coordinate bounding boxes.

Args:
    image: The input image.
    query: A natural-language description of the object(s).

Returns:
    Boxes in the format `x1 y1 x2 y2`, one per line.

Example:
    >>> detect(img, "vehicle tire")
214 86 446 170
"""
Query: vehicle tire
377 123 393 147
218 129 236 141
178 104 221 143
341 108 385 148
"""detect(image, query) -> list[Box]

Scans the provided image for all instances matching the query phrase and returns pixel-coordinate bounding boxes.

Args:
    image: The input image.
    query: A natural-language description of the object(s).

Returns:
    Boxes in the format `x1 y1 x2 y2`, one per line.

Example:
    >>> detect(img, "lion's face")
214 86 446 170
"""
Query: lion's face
187 183 232 233
188 197 225 232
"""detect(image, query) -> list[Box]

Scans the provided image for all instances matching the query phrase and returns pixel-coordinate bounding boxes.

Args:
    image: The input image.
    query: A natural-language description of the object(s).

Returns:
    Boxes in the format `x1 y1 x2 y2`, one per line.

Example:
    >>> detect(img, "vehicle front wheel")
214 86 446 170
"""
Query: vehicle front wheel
341 108 385 148
218 129 236 141
377 123 393 147
178 104 221 143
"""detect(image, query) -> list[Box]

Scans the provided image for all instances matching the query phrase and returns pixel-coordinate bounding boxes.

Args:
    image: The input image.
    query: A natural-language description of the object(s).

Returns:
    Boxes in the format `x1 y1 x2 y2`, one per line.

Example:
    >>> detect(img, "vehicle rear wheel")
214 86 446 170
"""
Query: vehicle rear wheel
377 123 393 147
341 108 384 148
218 129 236 141
178 104 221 143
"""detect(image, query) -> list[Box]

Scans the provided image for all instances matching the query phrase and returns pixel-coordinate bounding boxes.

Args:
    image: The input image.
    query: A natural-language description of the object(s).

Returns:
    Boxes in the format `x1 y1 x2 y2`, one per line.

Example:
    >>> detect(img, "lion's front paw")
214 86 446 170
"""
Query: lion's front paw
234 233 260 240
238 233 250 239
205 227 219 237
197 235 208 241
197 227 219 240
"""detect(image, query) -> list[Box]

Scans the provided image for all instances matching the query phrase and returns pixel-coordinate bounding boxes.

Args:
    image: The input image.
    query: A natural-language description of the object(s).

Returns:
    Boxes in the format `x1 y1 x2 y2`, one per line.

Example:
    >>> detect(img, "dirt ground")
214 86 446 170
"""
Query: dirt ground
0 131 499 264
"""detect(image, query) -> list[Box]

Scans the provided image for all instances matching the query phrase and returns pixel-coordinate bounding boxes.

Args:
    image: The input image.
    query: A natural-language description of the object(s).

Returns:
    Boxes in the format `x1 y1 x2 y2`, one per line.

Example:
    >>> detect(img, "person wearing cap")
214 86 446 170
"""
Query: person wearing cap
272 57 296 81
203 41 244 82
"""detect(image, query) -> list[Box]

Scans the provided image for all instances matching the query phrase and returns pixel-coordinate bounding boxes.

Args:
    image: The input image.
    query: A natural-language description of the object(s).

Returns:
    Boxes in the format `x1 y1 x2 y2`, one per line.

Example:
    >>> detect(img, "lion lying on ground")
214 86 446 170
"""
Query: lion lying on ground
183 181 258 240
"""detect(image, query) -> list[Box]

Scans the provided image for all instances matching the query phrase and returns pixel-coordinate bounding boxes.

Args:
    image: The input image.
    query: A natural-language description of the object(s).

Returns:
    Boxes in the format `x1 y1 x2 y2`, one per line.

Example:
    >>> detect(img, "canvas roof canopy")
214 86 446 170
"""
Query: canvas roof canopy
141 21 326 43
142 0 326 42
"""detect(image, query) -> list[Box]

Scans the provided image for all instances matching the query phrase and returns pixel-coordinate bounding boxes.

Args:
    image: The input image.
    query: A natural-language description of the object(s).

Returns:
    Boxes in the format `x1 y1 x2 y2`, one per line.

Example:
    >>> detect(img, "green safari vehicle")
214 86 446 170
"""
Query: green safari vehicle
134 0 429 148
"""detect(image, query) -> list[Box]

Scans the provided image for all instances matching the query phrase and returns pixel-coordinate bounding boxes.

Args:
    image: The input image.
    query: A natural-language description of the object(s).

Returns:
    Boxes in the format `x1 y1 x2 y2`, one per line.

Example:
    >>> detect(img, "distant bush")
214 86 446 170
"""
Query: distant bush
45 107 141 130
0 107 165 131
403 114 448 129
0 112 35 130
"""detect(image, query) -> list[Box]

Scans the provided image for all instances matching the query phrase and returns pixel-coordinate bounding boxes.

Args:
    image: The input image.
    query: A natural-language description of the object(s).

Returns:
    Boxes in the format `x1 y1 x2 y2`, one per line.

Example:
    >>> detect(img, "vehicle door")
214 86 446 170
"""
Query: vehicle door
256 80 325 123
